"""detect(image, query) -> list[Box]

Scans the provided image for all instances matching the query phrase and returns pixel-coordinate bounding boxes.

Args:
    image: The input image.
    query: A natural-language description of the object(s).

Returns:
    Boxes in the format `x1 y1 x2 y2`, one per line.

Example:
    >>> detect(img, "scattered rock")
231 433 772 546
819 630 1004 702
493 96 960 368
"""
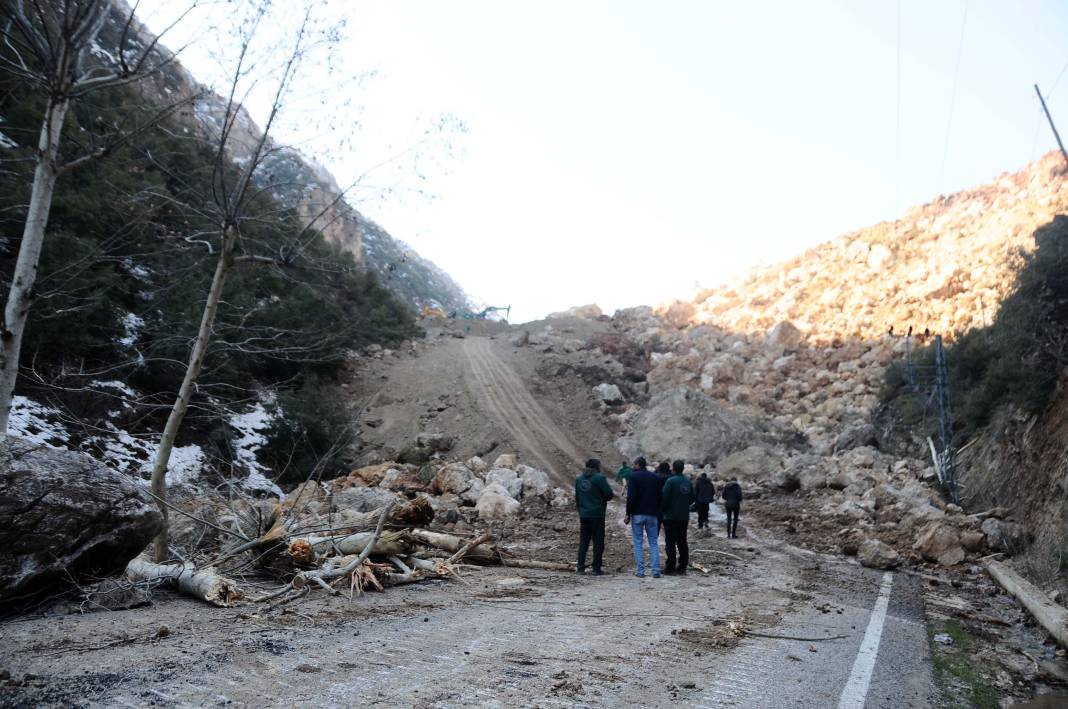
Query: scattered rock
416 432 455 453
858 539 901 569
593 383 624 405
914 522 966 566
981 518 1028 554
430 463 479 496
517 464 551 497
493 453 519 469
485 468 522 498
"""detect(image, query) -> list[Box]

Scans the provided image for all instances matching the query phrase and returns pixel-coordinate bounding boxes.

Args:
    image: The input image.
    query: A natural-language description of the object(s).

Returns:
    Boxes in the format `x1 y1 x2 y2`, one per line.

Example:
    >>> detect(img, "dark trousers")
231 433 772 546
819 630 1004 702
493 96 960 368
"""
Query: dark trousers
696 503 710 528
726 504 740 538
663 520 689 572
577 517 606 571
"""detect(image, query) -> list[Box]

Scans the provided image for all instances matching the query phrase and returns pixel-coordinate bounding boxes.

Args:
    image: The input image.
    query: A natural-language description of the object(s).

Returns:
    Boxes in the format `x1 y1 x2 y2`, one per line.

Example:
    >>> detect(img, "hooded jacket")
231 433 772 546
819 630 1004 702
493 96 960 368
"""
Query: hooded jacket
695 476 715 505
722 481 743 507
625 466 661 517
574 468 614 518
661 474 695 522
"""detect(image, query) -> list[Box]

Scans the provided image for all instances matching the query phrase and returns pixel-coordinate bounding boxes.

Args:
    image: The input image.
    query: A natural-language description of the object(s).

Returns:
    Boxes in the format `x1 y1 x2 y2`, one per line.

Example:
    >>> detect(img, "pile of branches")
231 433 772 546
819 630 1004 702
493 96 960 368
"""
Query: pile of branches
122 483 567 610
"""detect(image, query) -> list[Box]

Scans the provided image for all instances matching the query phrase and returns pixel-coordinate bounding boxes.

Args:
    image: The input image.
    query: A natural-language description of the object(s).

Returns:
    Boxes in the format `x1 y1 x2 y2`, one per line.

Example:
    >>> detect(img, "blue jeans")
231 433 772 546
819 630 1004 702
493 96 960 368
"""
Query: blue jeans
631 514 660 575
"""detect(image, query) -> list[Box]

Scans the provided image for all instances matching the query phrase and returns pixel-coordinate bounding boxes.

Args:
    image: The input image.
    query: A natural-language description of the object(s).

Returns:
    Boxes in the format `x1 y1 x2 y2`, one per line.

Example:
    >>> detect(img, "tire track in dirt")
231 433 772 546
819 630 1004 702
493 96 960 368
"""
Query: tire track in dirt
463 337 584 480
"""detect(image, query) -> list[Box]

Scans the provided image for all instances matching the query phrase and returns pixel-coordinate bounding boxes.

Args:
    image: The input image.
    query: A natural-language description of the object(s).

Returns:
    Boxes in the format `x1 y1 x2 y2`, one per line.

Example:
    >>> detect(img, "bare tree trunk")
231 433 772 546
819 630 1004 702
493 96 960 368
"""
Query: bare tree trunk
0 98 70 432
125 558 245 607
150 225 238 561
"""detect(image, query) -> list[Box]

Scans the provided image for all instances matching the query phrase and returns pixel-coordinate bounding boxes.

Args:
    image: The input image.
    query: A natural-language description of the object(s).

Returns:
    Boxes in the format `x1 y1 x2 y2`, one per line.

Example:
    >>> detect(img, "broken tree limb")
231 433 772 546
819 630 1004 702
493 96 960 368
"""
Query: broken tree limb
986 559 1068 648
303 529 414 557
294 503 393 592
125 558 244 607
690 549 744 561
499 559 574 571
743 630 848 642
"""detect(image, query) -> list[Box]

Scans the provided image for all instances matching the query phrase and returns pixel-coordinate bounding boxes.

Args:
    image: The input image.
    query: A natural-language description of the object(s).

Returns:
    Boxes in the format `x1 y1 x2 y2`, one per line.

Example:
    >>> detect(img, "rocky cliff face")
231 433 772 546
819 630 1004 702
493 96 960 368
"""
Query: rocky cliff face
105 1 470 313
672 152 1068 343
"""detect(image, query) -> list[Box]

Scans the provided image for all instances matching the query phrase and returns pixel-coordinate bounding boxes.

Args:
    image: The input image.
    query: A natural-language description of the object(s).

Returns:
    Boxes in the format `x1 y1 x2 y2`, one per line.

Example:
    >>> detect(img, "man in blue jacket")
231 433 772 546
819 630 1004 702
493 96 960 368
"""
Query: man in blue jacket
624 457 661 578
574 458 614 575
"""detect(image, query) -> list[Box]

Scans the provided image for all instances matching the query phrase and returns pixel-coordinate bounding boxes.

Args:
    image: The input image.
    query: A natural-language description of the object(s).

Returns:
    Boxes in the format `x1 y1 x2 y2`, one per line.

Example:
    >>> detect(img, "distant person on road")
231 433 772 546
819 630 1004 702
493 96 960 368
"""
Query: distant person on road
615 461 632 497
661 460 694 575
574 458 614 575
722 476 743 539
624 457 662 578
694 472 715 529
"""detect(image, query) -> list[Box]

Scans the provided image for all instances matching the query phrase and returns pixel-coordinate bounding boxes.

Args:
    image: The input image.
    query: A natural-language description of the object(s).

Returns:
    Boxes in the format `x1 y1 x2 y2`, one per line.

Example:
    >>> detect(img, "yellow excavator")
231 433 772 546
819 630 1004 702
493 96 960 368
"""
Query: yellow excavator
422 305 448 319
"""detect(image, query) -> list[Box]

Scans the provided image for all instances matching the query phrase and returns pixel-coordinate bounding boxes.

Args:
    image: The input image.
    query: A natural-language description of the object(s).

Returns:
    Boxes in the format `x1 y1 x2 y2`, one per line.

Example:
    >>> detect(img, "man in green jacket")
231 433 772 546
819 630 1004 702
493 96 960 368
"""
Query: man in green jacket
661 459 694 575
615 461 632 497
575 458 614 575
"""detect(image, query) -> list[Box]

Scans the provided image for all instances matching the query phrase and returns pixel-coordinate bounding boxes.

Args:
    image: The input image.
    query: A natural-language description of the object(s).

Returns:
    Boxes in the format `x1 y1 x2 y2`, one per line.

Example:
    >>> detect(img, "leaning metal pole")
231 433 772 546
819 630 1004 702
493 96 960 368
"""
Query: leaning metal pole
933 336 960 504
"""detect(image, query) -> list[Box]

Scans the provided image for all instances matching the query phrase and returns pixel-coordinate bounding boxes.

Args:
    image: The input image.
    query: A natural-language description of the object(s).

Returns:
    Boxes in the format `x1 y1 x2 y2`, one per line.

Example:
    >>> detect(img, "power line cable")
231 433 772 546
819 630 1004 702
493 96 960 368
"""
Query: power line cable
895 0 902 213
1032 58 1068 161
938 0 969 193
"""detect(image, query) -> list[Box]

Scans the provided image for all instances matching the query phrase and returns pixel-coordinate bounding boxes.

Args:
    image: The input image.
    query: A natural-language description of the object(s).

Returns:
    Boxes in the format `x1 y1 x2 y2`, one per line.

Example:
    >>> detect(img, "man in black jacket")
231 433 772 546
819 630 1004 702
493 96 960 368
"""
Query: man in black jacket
694 472 715 529
624 457 661 578
722 476 743 539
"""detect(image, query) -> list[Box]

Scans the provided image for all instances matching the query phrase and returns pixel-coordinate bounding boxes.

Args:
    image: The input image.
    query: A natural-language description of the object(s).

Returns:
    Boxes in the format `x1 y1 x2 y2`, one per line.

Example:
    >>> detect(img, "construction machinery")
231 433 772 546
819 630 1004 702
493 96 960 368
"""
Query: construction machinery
421 305 448 319
450 306 511 321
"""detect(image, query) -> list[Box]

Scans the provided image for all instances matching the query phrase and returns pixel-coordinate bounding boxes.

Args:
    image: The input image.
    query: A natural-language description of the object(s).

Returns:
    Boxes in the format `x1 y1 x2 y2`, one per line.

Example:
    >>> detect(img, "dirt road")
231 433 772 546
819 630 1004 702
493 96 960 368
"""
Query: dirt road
0 505 936 708
463 337 585 478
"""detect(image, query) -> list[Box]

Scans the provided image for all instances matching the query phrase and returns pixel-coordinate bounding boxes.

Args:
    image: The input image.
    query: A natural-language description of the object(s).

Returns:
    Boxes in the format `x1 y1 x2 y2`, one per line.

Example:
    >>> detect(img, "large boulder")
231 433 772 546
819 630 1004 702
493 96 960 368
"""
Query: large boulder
914 522 966 566
767 321 803 350
858 539 902 569
833 424 880 453
466 456 489 474
485 468 522 498
616 387 757 465
981 518 1028 554
718 445 780 483
430 463 479 496
333 485 401 512
516 464 551 497
475 483 521 520
0 438 163 605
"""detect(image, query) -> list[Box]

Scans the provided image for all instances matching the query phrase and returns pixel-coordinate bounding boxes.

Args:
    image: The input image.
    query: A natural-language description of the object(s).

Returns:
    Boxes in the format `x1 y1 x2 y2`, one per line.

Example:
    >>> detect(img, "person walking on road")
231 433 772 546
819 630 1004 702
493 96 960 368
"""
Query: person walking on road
661 460 694 575
575 458 614 575
722 476 743 539
624 457 661 578
615 461 632 497
694 472 715 529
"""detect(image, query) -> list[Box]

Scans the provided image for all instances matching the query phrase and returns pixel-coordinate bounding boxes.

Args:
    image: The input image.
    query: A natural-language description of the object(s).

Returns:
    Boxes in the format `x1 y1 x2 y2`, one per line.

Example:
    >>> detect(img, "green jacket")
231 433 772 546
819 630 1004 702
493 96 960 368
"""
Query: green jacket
615 464 632 483
575 469 615 518
661 474 694 522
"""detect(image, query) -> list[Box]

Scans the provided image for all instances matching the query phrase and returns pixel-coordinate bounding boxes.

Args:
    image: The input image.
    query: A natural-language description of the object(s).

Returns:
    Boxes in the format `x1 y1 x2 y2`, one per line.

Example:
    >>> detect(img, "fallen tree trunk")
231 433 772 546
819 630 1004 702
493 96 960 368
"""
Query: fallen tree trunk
125 558 244 607
986 560 1068 648
304 529 414 557
408 529 500 562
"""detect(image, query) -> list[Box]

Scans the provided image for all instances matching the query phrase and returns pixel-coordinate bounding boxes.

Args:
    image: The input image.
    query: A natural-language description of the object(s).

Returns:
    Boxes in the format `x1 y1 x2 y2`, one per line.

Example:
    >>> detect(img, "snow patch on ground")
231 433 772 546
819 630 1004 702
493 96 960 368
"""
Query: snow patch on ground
229 396 282 498
119 312 145 347
0 130 17 149
8 396 69 446
90 380 138 399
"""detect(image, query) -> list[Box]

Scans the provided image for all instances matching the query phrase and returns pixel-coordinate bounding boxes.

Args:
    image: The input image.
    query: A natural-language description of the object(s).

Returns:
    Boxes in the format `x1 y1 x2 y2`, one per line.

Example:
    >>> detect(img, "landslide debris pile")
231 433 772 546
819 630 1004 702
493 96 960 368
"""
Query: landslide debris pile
514 155 1068 571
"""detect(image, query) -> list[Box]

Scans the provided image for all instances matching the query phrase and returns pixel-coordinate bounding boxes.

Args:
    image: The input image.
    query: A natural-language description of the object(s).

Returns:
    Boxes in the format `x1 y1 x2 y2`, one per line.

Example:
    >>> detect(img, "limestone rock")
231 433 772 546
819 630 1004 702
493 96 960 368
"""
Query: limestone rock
466 456 489 474
493 453 519 469
550 487 571 508
416 432 455 453
430 463 478 496
593 383 624 405
485 468 522 498
858 539 902 569
460 478 486 506
475 483 521 519
834 425 879 453
0 438 163 605
333 486 401 512
517 464 551 497
914 522 966 566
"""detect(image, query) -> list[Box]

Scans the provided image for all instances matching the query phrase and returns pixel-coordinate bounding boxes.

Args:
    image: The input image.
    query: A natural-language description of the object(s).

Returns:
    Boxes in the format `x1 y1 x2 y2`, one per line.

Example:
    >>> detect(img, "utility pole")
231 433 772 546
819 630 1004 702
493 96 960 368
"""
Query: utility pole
1035 83 1068 168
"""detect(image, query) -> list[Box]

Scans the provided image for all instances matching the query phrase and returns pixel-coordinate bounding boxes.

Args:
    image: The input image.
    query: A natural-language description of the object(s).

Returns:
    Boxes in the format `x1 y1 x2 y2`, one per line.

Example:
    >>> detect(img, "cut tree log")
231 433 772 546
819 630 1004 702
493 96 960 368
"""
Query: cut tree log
502 559 574 571
125 558 244 607
986 559 1068 647
408 529 500 562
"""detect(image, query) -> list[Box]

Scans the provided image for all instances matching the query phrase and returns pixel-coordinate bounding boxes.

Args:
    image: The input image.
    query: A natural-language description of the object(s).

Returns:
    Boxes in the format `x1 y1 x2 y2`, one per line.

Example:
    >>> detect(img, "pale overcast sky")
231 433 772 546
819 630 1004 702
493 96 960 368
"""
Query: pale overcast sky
139 1 1068 323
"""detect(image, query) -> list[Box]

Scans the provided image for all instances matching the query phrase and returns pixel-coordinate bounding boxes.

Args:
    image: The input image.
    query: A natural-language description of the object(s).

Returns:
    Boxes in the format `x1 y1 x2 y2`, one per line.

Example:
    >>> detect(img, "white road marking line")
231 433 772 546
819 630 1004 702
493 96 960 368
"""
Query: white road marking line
838 571 895 709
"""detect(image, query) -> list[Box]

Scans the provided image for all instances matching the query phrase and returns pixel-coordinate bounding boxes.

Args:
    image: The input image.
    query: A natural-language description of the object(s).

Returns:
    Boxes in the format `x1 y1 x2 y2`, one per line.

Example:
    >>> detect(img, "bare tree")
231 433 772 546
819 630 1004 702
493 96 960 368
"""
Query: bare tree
0 0 198 432
147 1 352 560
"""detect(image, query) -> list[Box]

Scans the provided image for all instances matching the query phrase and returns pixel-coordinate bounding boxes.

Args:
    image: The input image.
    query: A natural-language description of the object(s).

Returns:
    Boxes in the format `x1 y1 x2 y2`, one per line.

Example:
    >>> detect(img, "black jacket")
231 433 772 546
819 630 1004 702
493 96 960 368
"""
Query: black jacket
695 477 715 505
626 467 662 517
722 481 743 507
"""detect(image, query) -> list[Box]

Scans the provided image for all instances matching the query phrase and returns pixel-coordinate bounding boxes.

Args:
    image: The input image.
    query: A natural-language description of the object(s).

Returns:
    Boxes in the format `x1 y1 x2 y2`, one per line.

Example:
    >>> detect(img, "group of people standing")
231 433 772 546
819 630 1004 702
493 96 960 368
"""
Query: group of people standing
573 457 743 577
